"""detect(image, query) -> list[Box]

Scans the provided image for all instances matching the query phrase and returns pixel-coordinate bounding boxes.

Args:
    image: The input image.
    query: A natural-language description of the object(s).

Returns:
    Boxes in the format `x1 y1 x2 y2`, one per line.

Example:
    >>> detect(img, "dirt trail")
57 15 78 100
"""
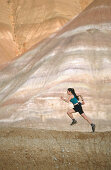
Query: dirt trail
0 126 111 170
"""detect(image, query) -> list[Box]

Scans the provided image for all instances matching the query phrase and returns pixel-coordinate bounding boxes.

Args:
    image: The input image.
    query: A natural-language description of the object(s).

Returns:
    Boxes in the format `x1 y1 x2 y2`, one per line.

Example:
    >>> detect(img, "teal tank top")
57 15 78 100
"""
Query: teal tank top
70 96 78 104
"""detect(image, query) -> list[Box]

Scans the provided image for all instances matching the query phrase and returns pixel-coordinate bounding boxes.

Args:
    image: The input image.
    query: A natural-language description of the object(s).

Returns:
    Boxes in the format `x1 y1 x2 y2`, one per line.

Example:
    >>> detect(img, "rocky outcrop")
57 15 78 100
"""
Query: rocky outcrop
0 0 111 122
0 0 93 65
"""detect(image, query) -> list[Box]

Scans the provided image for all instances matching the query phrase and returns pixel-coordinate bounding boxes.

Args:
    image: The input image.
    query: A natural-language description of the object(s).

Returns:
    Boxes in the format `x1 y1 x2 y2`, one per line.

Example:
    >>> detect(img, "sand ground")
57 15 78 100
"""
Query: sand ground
0 118 111 170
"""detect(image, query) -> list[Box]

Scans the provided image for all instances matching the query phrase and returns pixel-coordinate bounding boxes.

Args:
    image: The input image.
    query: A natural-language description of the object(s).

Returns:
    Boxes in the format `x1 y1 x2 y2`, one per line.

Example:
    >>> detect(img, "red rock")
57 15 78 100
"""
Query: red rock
0 0 93 65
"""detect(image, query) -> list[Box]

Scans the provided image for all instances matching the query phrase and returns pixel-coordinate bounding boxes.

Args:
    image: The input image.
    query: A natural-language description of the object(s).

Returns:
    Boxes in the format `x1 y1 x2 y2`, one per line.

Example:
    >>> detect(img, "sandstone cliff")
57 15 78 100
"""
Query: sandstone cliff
0 0 93 65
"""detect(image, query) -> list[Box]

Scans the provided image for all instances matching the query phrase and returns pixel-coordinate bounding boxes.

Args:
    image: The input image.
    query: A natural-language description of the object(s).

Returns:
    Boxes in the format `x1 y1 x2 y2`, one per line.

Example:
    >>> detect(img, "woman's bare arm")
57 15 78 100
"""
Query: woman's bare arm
61 96 72 103
77 94 85 105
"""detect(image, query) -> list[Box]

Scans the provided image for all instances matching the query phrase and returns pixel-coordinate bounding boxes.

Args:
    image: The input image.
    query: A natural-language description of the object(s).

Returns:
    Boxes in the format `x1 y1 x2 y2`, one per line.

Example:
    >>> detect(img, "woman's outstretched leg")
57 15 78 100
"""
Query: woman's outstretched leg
81 113 95 132
81 113 92 124
67 109 77 125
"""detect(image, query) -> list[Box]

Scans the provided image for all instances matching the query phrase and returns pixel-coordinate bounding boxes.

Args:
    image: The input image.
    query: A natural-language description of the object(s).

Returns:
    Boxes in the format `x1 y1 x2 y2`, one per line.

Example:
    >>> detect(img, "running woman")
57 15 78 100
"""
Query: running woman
61 88 95 132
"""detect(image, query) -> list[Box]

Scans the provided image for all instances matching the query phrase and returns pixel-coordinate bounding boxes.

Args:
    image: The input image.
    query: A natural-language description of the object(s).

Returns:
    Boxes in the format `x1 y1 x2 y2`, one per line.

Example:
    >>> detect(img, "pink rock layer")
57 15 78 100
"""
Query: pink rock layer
0 0 110 122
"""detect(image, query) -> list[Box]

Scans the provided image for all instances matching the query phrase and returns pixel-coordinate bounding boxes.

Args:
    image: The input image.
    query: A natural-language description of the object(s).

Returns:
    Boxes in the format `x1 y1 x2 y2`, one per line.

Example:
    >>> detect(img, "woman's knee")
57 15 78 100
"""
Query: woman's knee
67 111 71 115
67 109 74 115
67 111 69 115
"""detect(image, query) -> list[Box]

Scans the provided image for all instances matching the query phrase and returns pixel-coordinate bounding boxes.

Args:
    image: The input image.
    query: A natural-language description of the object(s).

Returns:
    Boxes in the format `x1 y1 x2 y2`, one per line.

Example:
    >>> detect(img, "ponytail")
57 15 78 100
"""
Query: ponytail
67 88 79 100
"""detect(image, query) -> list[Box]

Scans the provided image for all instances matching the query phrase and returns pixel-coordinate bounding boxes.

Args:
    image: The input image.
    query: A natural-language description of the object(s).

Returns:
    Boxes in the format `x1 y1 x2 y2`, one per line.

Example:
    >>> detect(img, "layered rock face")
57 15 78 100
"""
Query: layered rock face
0 0 18 67
0 0 111 123
0 0 93 65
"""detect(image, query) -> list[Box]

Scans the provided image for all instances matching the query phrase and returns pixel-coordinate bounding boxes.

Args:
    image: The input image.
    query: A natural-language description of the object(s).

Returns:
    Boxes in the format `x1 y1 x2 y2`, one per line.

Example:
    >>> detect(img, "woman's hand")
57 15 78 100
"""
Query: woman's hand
81 100 85 105
61 96 72 103
61 96 64 100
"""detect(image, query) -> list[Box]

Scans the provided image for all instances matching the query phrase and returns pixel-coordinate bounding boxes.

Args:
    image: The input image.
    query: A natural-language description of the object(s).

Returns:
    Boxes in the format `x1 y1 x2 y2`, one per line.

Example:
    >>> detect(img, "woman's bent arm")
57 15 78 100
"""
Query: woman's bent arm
61 96 72 103
77 94 85 105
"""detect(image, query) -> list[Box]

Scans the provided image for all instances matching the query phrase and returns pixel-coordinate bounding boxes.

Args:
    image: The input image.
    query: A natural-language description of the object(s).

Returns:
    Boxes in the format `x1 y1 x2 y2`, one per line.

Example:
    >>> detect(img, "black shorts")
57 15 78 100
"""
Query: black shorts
73 102 84 115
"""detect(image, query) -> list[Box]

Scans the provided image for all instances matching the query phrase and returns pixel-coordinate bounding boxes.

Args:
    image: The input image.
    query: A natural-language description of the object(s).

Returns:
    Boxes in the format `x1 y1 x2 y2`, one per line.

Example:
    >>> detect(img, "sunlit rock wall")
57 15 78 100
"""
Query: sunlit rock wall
0 0 93 65
12 0 93 54
0 0 18 67
0 0 111 122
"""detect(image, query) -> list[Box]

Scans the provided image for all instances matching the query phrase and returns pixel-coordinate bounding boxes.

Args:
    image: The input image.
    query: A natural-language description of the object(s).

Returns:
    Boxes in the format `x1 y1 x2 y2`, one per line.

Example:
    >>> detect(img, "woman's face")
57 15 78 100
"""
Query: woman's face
67 90 71 95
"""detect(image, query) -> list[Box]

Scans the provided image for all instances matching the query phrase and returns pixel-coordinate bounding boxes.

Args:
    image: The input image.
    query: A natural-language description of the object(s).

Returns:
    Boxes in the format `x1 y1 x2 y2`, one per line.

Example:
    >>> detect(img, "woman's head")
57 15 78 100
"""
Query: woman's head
67 88 79 100
67 88 74 95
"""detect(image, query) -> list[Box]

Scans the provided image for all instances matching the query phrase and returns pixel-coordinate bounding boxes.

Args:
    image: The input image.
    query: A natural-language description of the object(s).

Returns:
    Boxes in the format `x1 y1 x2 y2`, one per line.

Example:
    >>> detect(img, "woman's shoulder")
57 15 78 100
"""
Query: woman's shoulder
70 95 74 99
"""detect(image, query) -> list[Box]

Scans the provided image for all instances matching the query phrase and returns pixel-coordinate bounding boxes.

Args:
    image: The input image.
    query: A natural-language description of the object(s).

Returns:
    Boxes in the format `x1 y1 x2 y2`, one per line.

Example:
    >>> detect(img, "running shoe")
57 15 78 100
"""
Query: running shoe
70 119 77 126
92 124 96 132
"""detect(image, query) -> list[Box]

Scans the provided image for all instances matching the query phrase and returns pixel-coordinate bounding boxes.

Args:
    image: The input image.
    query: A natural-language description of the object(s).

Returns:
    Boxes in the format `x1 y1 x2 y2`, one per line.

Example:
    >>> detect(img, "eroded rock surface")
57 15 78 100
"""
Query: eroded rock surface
0 0 111 122
0 0 93 65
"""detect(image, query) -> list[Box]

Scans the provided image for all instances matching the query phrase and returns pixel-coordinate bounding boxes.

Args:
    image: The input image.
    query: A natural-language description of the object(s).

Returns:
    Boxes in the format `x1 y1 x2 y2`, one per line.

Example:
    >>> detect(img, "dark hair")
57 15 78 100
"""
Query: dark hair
67 88 79 100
